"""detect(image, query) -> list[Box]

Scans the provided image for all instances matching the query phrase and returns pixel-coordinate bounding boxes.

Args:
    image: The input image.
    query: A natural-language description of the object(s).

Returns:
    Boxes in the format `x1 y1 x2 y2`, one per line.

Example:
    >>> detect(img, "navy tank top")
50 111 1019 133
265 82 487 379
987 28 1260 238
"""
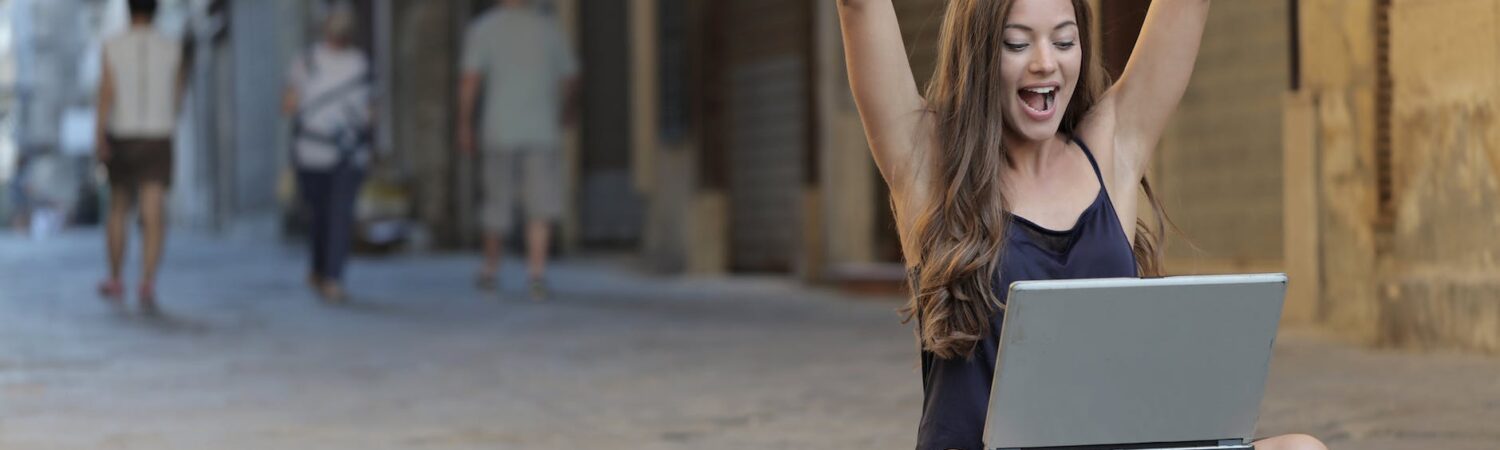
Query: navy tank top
916 137 1139 450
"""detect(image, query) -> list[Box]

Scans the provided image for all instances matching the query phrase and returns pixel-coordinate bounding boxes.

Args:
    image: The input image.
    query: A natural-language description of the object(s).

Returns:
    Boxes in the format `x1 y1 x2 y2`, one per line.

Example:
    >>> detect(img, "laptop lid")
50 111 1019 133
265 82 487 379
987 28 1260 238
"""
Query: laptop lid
982 274 1287 450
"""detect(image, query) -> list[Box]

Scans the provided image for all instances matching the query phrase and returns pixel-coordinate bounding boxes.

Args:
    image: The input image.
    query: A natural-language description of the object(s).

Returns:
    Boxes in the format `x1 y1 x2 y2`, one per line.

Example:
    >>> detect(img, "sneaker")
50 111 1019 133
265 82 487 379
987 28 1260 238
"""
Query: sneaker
318 281 348 304
475 272 498 292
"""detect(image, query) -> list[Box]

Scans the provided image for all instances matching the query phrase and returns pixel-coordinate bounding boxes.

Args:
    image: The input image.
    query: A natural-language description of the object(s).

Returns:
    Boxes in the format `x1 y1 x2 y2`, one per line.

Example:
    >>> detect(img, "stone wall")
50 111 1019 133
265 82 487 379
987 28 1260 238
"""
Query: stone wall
1378 0 1500 352
1156 0 1290 275
1291 0 1500 353
1287 0 1383 340
390 0 463 247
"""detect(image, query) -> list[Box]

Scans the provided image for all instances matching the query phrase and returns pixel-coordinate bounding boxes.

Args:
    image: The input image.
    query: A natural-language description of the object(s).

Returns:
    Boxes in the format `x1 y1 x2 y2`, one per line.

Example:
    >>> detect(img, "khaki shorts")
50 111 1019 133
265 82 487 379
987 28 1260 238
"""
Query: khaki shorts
481 147 563 234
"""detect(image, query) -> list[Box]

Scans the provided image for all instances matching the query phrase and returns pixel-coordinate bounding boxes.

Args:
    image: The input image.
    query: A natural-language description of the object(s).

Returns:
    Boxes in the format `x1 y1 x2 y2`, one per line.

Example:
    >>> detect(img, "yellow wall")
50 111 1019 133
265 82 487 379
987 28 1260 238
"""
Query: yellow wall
1155 0 1291 275
1378 0 1500 352
1289 0 1383 339
1290 0 1500 352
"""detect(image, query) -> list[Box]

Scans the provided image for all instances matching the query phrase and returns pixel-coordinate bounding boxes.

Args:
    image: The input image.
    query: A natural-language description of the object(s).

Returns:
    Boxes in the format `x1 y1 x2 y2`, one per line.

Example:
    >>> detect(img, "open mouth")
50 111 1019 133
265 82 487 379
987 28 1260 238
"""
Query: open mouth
1018 86 1057 115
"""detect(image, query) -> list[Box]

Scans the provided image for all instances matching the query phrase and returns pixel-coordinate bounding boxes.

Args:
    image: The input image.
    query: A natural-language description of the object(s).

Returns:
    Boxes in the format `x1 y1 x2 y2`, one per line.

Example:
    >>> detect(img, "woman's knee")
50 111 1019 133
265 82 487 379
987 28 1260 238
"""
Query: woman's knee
109 189 136 212
1257 433 1327 450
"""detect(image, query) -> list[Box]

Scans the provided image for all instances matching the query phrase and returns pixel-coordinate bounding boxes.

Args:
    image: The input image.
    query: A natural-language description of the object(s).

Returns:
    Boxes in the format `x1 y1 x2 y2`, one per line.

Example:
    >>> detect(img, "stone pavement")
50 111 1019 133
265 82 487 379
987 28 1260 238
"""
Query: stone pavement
1 230 1497 449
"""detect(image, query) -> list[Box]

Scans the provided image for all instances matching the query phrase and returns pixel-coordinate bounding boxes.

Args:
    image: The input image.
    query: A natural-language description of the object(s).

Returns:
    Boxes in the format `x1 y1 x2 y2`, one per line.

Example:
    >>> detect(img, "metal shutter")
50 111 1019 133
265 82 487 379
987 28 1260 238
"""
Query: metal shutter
723 0 811 272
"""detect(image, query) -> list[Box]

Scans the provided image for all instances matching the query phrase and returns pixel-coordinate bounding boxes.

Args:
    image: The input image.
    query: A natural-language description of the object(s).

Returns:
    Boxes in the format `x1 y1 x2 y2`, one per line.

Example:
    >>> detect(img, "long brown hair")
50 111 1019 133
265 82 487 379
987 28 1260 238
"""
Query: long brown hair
900 0 1169 359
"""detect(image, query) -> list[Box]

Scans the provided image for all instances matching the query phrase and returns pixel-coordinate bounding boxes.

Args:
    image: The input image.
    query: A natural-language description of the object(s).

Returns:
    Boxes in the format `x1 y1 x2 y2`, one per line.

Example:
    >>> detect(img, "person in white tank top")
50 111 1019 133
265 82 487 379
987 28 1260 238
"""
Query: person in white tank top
102 26 183 139
94 0 187 311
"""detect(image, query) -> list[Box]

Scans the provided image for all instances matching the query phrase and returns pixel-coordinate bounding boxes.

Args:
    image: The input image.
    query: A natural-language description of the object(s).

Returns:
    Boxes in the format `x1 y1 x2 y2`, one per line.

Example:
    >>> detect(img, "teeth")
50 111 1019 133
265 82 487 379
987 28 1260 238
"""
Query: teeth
1023 87 1056 94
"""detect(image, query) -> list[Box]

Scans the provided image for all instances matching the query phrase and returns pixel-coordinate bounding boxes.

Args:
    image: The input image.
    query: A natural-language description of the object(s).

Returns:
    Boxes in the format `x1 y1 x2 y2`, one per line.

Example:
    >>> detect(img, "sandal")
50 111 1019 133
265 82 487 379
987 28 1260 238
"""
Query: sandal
138 282 159 315
97 279 124 302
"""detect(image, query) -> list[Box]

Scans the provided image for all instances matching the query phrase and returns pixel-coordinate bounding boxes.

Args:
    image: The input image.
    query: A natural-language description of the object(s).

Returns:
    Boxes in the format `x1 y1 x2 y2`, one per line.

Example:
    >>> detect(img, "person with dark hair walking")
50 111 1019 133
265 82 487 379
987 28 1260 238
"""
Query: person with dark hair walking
96 0 185 312
282 2 374 303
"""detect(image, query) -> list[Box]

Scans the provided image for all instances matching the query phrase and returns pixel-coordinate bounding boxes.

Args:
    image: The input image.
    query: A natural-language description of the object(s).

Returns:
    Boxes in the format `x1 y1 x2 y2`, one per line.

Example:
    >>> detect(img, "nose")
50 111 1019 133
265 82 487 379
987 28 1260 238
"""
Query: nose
1028 45 1058 75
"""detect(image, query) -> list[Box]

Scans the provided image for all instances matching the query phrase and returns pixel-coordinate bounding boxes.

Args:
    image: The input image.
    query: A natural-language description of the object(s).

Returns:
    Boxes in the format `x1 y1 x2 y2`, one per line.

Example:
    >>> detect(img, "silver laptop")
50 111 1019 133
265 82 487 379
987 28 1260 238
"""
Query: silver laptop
983 274 1287 450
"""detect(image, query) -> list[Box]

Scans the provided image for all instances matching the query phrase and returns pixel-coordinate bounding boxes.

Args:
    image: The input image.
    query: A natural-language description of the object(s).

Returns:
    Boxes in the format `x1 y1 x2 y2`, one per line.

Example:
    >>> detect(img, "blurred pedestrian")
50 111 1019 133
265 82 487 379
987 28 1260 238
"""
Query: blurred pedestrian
282 2 374 303
95 0 186 312
457 0 579 300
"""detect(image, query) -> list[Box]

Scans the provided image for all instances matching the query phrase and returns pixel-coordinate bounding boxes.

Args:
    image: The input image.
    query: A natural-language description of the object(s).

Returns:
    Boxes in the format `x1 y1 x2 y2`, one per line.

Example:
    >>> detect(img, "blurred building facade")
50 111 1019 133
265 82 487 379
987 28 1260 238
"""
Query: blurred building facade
1 0 123 228
1288 0 1500 353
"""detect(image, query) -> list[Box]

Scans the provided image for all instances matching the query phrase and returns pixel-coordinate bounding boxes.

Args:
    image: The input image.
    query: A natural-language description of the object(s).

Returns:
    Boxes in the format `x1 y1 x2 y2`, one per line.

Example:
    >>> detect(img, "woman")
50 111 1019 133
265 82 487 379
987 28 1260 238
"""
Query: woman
835 1 1327 449
282 2 373 303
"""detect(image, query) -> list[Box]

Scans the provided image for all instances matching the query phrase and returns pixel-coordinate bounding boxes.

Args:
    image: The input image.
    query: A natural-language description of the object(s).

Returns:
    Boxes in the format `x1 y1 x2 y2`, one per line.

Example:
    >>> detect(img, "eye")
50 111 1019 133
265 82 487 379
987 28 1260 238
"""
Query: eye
1054 40 1076 50
1004 42 1029 52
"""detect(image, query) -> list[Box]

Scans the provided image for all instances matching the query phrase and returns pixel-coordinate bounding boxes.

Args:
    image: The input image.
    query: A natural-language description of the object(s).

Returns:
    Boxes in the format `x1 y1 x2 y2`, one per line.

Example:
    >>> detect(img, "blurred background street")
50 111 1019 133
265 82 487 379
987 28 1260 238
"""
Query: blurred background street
2 0 1499 448
2 231 1499 449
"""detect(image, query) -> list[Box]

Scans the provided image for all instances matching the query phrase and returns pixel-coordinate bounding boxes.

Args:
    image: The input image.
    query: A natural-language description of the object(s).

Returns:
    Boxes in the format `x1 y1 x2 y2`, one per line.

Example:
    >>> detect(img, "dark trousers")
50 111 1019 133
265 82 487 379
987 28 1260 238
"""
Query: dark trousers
298 166 364 282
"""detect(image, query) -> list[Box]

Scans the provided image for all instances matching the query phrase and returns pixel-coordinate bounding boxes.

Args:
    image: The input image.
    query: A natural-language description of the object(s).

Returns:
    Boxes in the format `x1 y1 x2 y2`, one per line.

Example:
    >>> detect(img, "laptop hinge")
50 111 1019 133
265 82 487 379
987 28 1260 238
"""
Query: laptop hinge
995 439 1251 450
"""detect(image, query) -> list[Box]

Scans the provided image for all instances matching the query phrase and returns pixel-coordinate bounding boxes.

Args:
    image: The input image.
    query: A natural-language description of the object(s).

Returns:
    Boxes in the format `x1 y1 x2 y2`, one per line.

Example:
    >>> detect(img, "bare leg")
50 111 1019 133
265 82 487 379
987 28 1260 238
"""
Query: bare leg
105 188 133 281
99 187 133 300
137 182 167 304
482 231 503 275
474 230 503 292
525 220 549 281
1255 434 1327 450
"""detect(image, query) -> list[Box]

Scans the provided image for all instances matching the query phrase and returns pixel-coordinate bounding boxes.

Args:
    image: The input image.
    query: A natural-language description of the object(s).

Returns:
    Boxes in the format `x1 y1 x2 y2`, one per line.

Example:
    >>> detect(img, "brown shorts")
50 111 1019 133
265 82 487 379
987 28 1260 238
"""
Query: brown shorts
106 138 173 190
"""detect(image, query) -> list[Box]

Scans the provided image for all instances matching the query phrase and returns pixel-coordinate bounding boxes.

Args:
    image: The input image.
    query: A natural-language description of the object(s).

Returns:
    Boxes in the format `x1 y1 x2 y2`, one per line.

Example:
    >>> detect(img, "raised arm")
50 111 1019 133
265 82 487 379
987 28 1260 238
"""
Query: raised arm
1106 0 1210 175
837 0 927 194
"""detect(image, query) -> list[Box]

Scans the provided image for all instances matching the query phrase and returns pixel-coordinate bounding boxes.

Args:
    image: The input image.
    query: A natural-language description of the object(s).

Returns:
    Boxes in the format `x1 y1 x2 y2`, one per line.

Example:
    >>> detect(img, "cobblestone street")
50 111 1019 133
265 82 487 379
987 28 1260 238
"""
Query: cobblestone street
1 231 1497 449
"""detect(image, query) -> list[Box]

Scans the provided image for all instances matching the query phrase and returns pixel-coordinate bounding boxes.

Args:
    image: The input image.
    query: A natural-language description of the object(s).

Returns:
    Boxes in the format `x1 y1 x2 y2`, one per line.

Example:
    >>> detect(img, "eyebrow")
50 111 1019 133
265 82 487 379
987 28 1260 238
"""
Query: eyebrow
1002 21 1079 32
